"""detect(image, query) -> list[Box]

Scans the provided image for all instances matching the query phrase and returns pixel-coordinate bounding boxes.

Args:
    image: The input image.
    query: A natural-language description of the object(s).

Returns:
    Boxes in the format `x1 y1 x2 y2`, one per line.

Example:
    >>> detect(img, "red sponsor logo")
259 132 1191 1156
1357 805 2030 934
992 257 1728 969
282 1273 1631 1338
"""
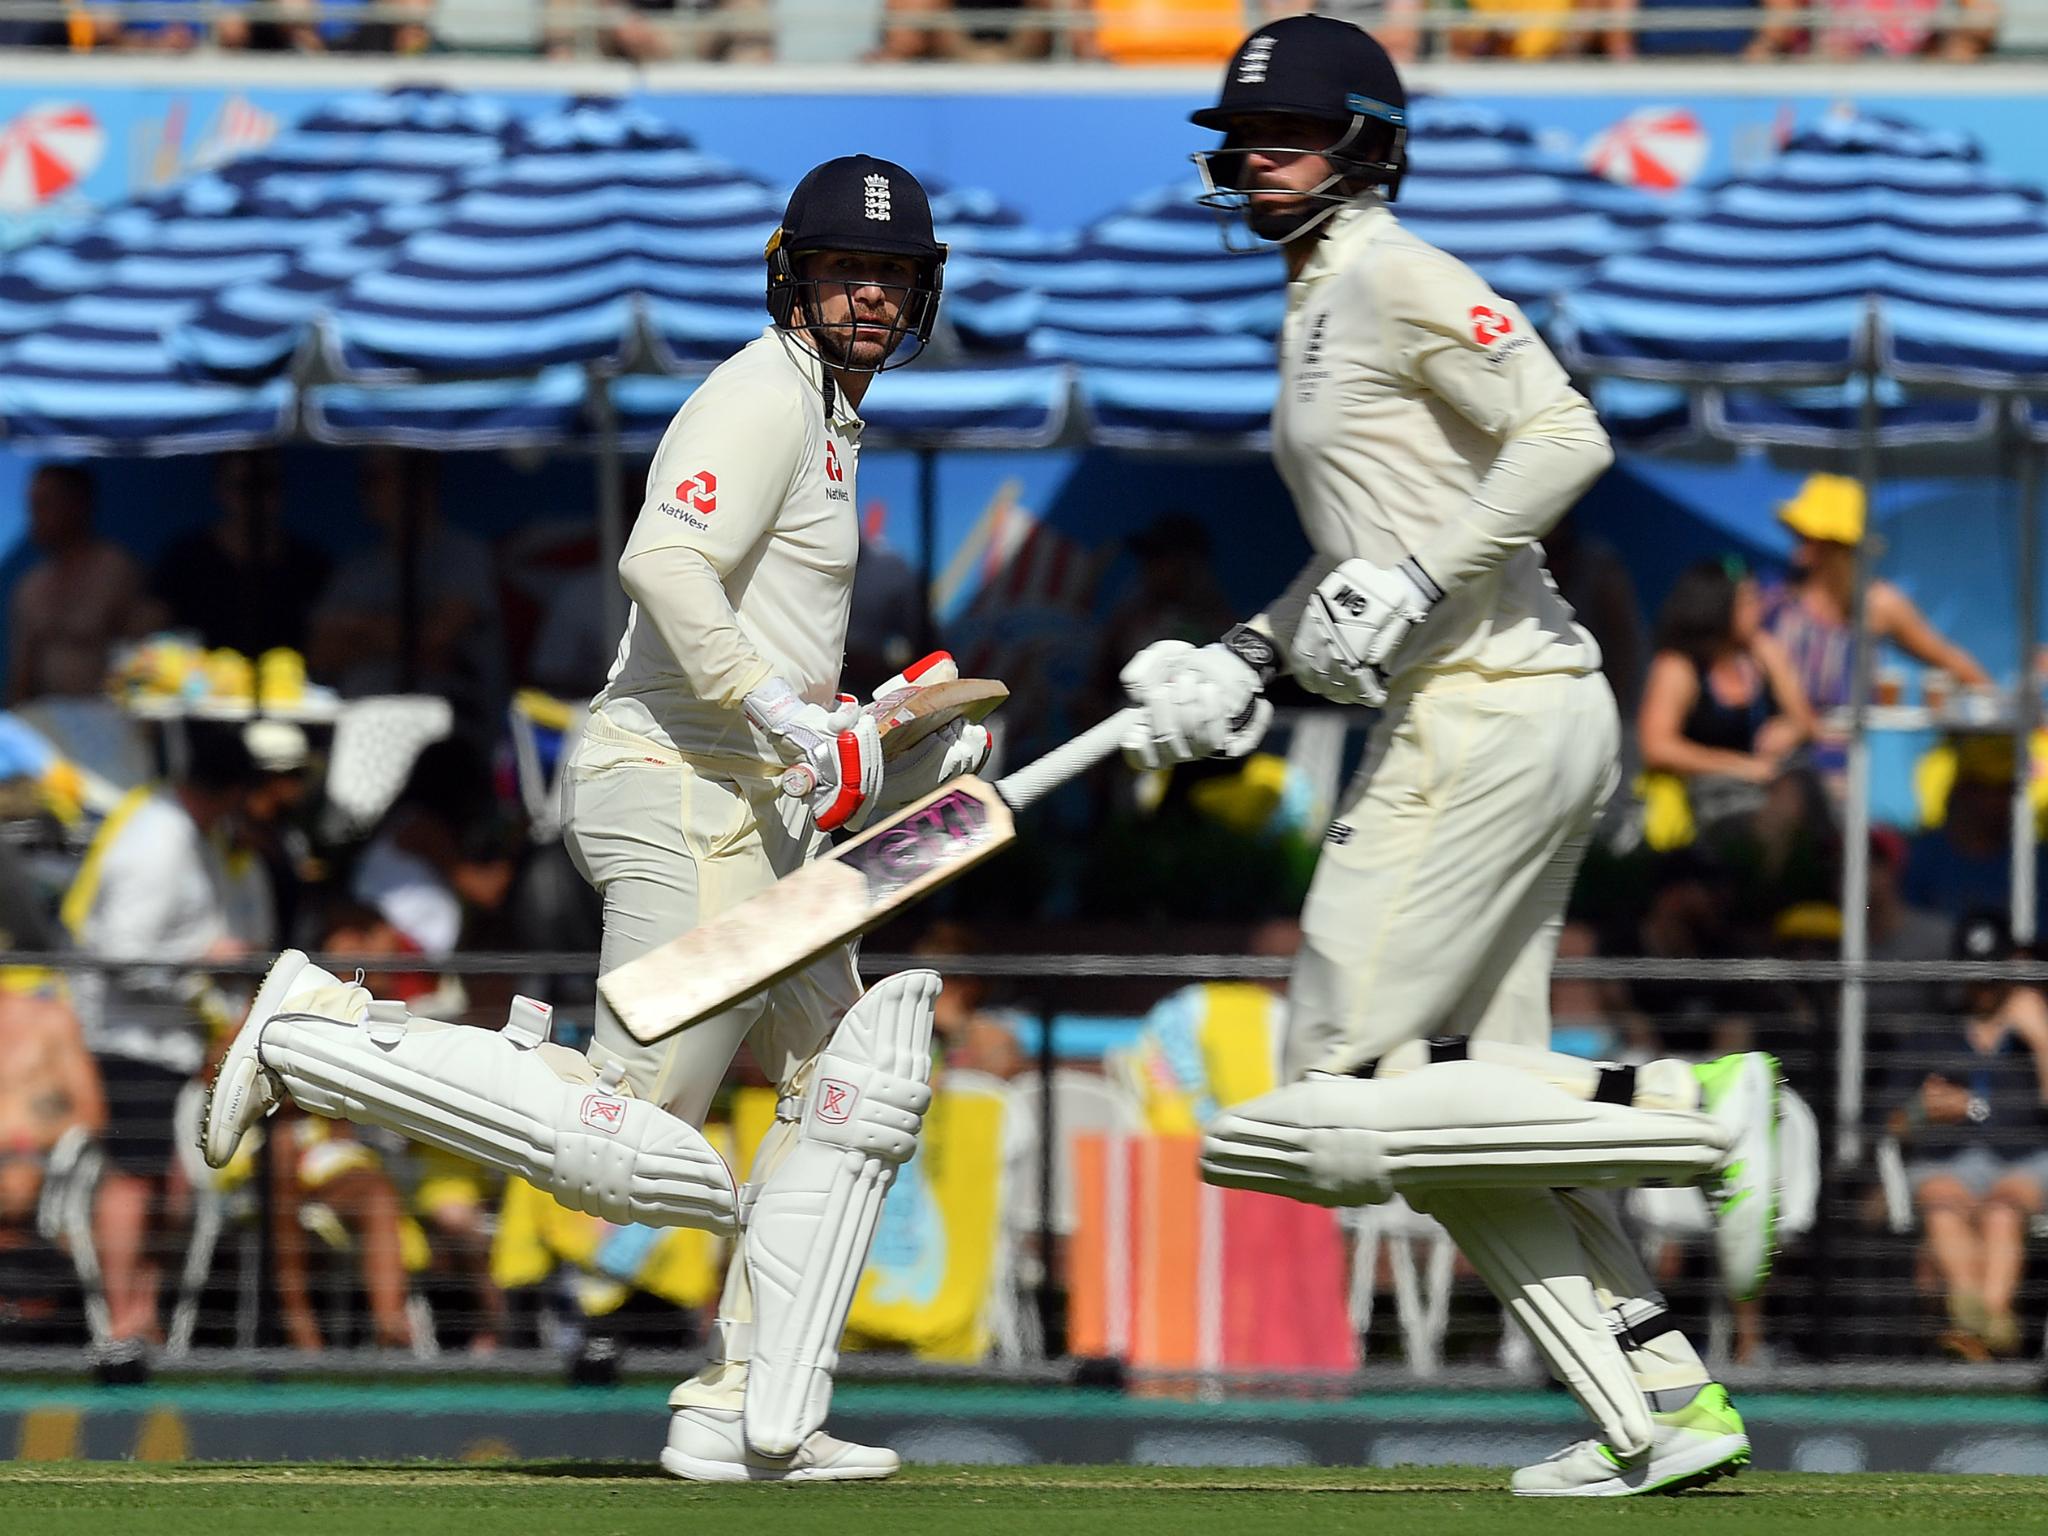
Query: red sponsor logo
825 442 843 483
1470 306 1515 347
580 1093 626 1133
674 470 717 515
815 1078 857 1125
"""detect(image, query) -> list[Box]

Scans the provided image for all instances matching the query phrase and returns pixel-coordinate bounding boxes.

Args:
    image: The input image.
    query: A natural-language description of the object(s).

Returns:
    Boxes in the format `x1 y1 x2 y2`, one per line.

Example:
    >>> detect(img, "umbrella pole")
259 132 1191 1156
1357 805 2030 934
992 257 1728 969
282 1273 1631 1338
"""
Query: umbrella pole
1836 344 1879 1169
2013 403 2040 943
589 365 628 649
917 443 938 655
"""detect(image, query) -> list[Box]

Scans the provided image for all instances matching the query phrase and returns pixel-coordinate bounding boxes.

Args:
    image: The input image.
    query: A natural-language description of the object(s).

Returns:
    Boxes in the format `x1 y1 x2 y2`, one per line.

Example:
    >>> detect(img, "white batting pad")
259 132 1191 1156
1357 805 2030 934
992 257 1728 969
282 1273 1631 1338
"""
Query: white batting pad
259 1005 736 1231
1198 1060 1729 1207
1411 1186 1654 1459
742 969 938 1458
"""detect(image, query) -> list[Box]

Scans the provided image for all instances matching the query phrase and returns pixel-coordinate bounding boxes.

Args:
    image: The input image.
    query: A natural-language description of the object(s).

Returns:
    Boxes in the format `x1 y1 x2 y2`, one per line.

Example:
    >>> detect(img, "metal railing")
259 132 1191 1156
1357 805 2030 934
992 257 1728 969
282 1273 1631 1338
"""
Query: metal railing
2 947 2045 1386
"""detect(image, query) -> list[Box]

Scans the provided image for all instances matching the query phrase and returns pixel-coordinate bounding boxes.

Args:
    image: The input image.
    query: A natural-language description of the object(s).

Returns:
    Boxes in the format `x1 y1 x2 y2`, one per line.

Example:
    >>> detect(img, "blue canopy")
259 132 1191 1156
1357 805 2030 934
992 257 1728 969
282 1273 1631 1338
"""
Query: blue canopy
1556 111 2048 401
0 86 508 453
1039 99 1674 448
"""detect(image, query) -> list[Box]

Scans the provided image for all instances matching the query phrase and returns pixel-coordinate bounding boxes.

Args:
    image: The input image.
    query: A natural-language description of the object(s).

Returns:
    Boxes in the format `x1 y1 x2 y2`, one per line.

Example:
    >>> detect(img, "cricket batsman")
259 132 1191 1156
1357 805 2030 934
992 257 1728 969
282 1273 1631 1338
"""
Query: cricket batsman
202 157 992 1482
1117 16 1779 1495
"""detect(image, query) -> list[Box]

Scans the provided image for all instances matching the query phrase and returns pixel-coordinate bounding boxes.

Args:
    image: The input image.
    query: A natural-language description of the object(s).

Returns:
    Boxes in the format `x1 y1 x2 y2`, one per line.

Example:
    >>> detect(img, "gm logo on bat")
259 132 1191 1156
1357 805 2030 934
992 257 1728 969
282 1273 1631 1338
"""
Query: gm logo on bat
840 788 992 897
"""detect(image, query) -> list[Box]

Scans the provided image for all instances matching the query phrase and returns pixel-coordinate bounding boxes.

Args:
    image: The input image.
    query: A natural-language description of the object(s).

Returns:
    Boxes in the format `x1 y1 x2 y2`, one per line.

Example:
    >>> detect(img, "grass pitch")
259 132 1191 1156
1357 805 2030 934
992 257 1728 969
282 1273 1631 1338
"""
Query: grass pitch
4 1463 2047 1536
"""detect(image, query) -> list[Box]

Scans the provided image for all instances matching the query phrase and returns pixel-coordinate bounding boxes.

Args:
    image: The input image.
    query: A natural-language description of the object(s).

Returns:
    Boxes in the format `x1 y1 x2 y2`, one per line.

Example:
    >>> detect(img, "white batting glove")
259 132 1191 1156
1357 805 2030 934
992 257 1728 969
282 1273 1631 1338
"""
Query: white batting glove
1292 557 1443 708
1118 628 1277 771
743 677 884 833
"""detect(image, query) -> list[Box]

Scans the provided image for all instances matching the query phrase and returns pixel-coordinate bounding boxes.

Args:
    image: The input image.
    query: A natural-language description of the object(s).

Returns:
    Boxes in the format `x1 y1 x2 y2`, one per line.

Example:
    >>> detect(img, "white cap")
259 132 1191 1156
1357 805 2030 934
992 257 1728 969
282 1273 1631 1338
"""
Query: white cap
243 719 310 774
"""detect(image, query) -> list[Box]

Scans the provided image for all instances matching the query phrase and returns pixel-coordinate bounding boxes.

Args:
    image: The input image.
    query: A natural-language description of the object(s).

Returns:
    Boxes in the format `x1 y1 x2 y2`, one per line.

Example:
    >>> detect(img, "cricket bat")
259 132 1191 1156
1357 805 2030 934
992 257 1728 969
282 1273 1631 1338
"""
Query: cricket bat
601 709 1135 1045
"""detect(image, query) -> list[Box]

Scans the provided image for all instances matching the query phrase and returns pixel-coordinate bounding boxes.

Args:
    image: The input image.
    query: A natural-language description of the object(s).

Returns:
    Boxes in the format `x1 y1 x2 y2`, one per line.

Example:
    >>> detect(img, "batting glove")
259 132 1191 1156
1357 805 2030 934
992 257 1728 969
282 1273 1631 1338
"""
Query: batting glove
1118 626 1278 771
1292 557 1442 708
744 677 884 833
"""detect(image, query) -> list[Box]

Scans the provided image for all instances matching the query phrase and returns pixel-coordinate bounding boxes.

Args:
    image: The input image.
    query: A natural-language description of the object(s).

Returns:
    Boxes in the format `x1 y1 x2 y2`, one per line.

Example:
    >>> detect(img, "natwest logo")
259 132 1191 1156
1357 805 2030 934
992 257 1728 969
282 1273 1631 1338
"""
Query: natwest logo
1470 306 1515 346
674 470 717 515
825 442 843 483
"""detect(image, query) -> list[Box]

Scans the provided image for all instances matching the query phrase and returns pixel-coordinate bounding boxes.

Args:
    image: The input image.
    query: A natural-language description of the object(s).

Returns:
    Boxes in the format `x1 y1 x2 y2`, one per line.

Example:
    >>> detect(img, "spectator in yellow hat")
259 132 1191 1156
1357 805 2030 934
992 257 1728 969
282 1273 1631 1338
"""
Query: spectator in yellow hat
1762 474 1989 729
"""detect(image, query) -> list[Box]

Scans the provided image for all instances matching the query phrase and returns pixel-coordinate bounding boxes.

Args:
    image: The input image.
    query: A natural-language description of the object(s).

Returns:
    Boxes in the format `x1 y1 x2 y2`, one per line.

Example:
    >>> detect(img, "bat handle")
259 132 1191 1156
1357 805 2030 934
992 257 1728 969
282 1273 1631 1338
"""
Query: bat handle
994 708 1137 814
778 764 816 799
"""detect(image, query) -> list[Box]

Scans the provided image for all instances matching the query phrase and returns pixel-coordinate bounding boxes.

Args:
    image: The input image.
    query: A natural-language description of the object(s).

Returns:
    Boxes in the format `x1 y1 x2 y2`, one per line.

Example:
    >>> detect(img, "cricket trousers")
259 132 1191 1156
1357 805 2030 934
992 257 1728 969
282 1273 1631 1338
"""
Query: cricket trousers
563 708 861 1125
1286 667 1622 1080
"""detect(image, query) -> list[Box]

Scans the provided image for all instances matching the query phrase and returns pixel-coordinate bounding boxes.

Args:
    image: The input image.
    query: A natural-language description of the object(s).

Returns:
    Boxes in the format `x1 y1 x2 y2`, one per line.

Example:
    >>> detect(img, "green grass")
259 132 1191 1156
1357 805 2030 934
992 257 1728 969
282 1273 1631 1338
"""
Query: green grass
4 1463 2048 1536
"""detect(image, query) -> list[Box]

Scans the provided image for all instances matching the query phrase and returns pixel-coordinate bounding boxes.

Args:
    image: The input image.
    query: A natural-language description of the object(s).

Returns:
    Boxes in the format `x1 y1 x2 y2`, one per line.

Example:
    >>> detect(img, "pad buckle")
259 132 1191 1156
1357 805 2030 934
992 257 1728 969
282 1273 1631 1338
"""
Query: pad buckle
504 995 553 1050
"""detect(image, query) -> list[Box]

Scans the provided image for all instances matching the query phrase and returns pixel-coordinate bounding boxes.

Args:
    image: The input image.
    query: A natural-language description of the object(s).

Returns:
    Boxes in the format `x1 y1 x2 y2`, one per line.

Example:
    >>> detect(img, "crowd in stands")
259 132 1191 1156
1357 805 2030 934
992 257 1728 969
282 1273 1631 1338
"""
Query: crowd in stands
0 447 2044 1375
0 0 2006 61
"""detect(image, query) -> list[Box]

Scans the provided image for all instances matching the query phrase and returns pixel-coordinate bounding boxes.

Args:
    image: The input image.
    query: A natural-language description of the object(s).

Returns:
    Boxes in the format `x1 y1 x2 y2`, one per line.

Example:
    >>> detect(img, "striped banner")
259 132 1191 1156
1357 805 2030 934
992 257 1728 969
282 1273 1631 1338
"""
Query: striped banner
1068 1132 1356 1375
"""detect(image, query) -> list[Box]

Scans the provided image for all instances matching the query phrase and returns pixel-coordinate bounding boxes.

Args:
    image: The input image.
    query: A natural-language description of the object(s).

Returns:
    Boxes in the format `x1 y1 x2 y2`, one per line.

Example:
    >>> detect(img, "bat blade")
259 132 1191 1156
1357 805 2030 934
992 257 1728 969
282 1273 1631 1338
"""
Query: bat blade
871 677 1008 759
600 777 1016 1044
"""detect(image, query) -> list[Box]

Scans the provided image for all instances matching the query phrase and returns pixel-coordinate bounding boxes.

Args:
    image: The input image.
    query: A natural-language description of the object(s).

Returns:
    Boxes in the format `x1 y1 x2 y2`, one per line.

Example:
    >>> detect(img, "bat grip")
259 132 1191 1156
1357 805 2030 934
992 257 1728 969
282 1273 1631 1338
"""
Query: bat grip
994 709 1137 814
778 764 816 799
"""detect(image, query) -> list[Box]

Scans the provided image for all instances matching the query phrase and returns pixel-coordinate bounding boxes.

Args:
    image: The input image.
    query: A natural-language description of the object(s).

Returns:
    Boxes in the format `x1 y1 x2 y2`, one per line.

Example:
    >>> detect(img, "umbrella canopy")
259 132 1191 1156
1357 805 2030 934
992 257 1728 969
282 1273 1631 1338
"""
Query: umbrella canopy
1040 98 1673 448
0 85 509 453
1555 110 2048 401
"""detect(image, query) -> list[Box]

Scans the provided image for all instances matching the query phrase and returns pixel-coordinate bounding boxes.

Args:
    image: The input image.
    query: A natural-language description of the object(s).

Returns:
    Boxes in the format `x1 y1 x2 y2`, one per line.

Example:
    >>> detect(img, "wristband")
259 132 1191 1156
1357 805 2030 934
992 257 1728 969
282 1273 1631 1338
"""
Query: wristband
1221 624 1281 685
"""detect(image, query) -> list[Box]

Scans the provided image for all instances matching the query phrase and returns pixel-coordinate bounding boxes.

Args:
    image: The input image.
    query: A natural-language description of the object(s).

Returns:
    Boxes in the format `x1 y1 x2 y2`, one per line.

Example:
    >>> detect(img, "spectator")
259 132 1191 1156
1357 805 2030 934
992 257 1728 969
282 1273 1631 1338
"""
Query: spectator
1867 825 1957 1046
105 0 252 50
546 0 771 60
0 5 67 46
1549 918 1654 1062
350 739 515 960
527 565 613 702
1638 558 1816 836
308 448 506 737
844 527 923 700
1762 474 1988 775
1905 736 2048 923
1810 0 1996 58
313 902 506 1351
271 0 433 53
1598 0 1775 60
876 0 1055 59
0 970 105 1233
1108 918 1297 1131
152 450 331 662
1887 912 2048 1359
8 464 158 705
1445 0 1580 59
1617 850 1760 1058
1282 1 1420 64
912 920 1028 1079
237 720 317 945
64 724 261 1355
1546 515 1649 724
1093 512 1237 715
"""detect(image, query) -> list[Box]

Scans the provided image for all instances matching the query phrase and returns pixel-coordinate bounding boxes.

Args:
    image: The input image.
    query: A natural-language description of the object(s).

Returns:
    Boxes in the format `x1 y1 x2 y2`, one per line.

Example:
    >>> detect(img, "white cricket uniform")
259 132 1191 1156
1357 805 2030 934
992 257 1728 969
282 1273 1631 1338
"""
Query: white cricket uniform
571 327 865 1124
1264 196 1622 1078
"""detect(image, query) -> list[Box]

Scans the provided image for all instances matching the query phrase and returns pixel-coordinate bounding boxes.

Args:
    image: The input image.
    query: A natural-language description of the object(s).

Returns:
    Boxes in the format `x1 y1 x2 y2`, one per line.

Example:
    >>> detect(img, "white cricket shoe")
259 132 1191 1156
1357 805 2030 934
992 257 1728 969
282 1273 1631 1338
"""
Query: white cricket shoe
659 1405 899 1483
1694 1051 1781 1302
199 948 348 1169
1512 1384 1750 1497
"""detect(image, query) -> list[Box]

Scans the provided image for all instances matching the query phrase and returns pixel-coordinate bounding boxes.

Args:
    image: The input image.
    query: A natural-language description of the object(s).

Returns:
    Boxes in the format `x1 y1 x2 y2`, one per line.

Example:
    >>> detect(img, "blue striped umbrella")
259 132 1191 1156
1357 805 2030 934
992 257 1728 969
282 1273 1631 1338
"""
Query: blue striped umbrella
1556 110 2048 406
271 103 1043 388
1051 98 1671 447
0 85 509 453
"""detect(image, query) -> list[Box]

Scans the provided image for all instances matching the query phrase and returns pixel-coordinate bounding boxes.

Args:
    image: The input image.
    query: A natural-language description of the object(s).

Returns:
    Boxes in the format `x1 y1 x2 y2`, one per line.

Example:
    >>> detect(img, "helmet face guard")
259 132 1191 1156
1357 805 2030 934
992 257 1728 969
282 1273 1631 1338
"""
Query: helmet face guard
766 231 946 375
1192 101 1407 249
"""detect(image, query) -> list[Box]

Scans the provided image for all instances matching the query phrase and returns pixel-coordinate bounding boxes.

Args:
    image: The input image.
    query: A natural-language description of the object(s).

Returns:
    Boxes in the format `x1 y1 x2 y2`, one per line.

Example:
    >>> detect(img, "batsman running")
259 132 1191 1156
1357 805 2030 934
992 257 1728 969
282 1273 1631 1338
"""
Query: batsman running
1119 16 1781 1496
201 157 992 1482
